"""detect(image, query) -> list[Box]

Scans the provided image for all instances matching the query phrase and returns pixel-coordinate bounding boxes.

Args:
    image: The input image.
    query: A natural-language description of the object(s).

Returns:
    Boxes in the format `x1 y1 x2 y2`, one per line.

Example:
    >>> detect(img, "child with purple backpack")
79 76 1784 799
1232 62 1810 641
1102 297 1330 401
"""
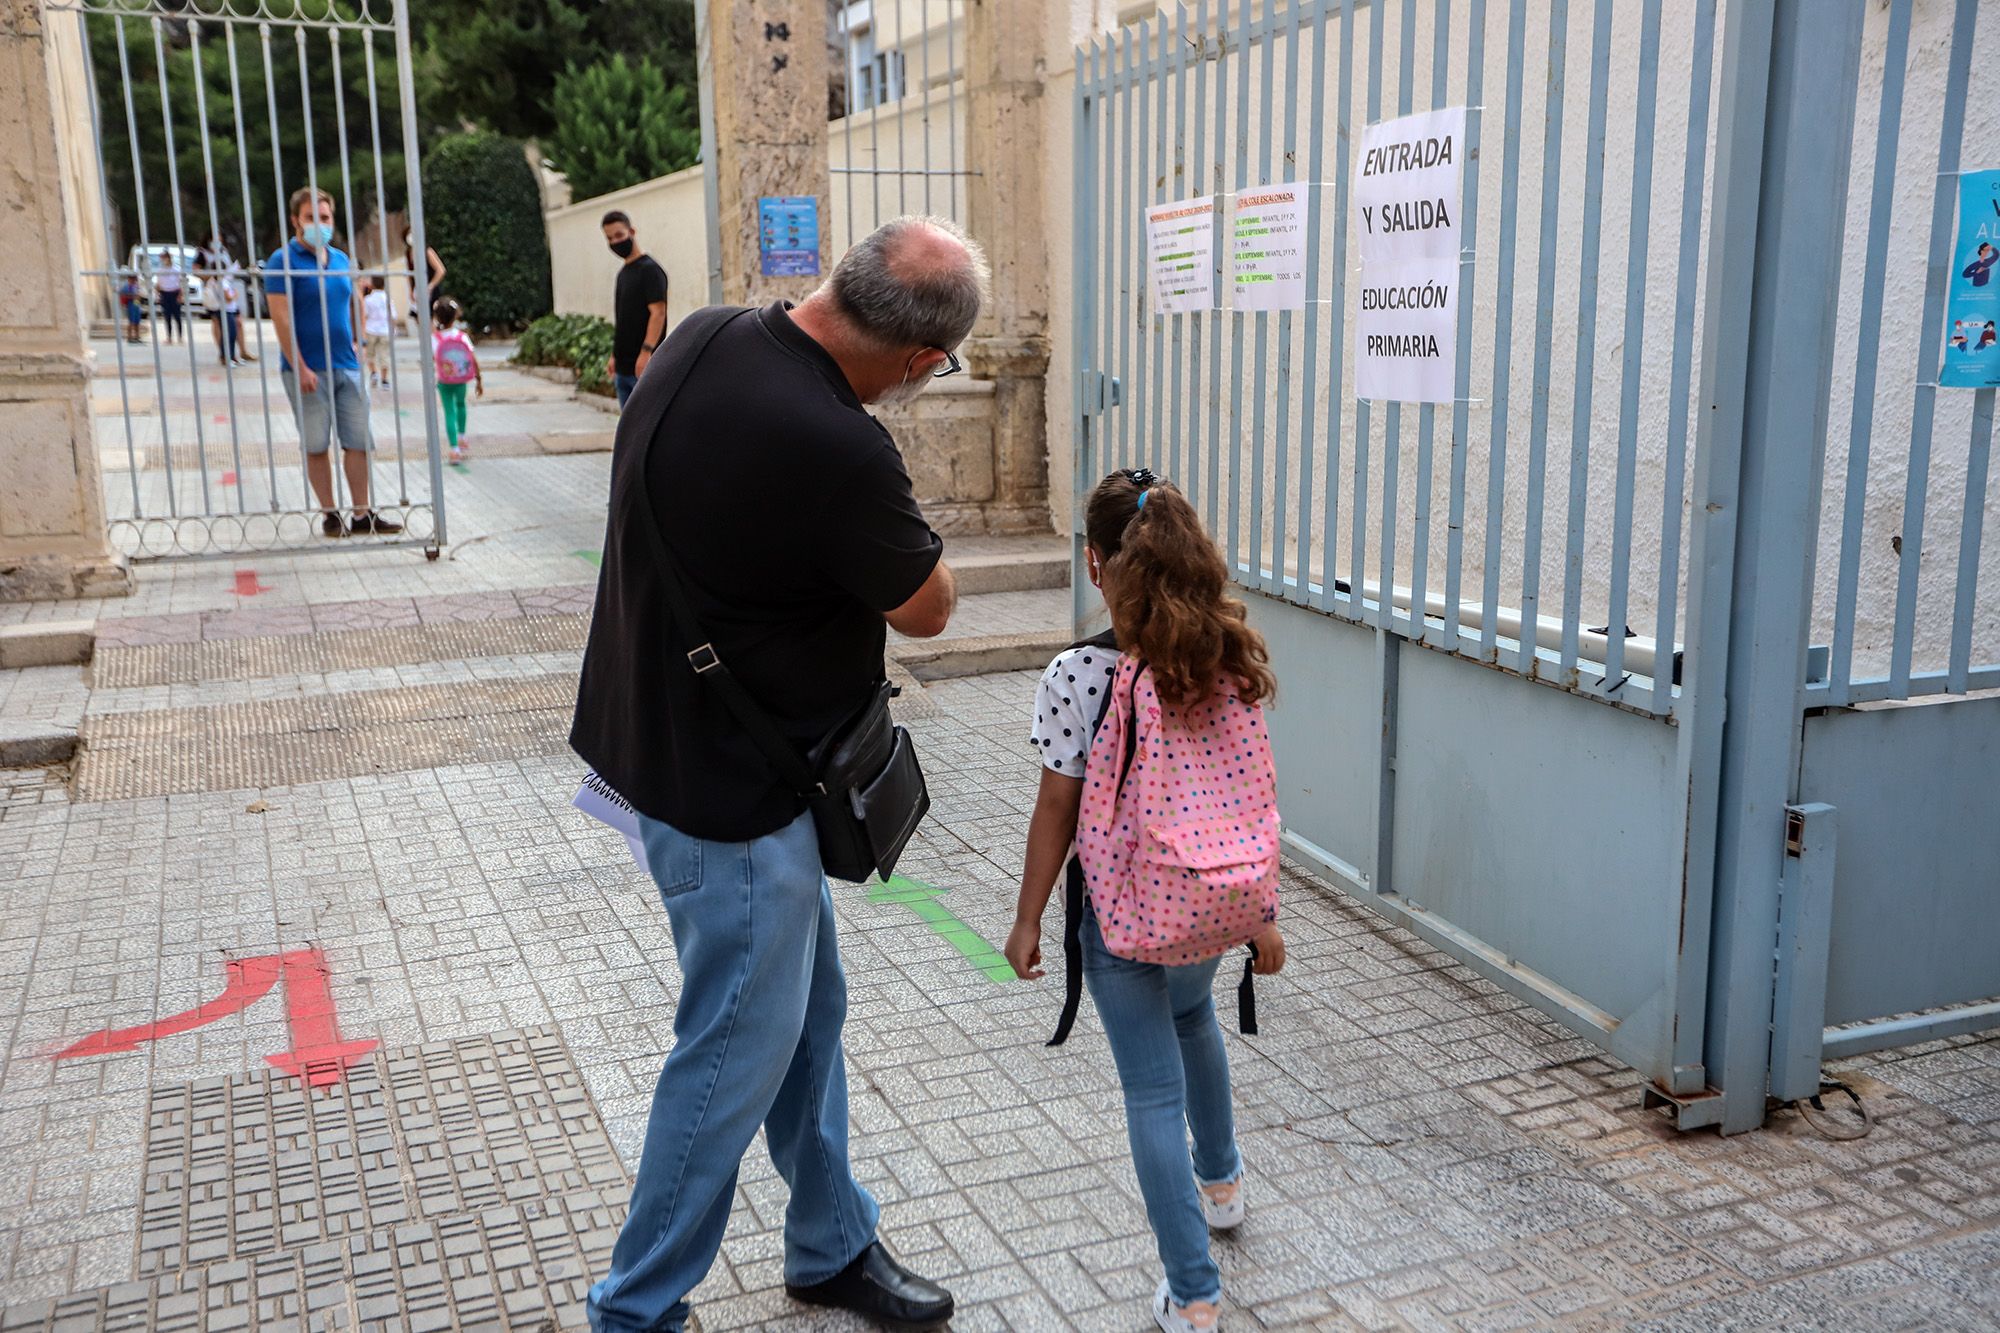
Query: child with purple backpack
1006 467 1286 1333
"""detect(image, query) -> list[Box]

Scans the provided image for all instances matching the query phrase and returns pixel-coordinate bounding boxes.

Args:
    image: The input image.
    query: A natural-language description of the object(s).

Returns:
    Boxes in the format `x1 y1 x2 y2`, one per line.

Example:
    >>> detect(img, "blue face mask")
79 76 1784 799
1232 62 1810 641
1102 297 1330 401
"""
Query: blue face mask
301 222 334 248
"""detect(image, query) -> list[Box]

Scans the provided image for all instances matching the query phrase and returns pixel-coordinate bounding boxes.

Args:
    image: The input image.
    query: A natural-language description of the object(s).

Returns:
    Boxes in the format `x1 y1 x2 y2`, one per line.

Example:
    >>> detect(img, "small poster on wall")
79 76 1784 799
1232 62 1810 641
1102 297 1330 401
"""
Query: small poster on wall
1146 197 1218 315
1352 106 1465 404
759 196 821 277
1941 168 2000 389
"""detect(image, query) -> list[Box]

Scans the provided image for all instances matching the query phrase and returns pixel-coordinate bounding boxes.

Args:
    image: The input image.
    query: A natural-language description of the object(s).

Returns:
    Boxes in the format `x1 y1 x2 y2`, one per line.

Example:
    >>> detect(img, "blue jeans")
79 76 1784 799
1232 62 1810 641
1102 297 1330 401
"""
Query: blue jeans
616 372 640 408
281 367 373 455
1082 907 1241 1307
589 810 879 1333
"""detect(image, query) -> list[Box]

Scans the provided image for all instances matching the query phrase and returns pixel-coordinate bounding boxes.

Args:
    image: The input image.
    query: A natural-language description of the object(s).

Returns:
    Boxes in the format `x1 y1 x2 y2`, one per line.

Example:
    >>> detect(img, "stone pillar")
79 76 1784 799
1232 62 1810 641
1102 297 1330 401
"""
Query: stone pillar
0 0 128 602
963 0 1053 532
703 0 832 307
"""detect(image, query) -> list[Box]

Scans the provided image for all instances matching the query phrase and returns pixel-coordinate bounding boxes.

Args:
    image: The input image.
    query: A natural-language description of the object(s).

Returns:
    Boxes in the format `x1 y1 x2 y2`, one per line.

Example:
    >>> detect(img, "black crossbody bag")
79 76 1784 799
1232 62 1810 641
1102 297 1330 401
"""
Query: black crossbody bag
619 305 930 883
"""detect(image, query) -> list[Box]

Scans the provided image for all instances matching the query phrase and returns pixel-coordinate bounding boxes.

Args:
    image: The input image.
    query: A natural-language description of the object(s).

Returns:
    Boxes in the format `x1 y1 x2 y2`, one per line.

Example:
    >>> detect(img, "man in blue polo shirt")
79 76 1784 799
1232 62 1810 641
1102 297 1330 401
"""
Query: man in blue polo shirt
266 186 402 537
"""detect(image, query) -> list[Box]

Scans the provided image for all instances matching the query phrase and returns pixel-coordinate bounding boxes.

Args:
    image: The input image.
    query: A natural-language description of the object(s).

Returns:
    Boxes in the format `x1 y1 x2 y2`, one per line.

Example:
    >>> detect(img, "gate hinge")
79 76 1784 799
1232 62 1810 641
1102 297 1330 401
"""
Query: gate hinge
1084 372 1123 413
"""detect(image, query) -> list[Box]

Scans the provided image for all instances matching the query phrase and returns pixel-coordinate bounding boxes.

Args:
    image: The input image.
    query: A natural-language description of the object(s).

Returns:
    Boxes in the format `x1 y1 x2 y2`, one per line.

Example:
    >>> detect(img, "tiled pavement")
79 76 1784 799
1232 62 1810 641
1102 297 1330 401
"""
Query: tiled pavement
2 432 1998 1327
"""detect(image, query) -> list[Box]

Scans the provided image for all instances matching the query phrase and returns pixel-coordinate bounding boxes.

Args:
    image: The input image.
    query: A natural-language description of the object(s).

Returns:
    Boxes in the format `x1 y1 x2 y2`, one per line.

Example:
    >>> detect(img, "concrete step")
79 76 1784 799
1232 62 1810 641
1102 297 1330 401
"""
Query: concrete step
947 534 1069 597
0 721 77 767
893 631 1074 682
0 620 95 669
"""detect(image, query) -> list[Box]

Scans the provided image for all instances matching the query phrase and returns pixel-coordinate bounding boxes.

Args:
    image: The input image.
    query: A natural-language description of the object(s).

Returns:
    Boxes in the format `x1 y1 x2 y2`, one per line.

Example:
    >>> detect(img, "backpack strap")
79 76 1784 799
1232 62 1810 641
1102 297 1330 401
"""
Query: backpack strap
1047 632 1125 1047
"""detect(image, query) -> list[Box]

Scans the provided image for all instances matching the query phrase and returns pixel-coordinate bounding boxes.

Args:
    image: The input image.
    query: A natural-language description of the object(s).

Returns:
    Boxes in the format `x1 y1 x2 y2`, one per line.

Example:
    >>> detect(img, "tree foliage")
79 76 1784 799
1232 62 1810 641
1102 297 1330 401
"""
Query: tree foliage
546 55 701 202
409 0 695 144
420 132 552 330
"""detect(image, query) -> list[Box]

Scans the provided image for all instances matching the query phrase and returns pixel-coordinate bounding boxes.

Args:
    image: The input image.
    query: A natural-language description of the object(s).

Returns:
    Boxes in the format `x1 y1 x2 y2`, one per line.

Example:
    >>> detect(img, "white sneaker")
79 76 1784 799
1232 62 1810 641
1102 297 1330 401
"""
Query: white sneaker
1154 1278 1220 1332
1200 1175 1245 1231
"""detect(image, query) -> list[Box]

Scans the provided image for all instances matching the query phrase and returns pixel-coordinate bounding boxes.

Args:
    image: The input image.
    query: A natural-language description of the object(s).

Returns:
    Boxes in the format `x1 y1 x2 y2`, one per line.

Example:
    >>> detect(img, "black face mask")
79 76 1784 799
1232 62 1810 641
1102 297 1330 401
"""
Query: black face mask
608 238 635 259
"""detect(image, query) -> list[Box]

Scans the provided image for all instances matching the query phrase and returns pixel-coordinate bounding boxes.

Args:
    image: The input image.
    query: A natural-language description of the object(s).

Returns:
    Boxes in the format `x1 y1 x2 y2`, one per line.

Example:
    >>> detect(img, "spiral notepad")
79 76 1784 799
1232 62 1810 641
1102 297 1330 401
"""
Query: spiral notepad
572 769 652 876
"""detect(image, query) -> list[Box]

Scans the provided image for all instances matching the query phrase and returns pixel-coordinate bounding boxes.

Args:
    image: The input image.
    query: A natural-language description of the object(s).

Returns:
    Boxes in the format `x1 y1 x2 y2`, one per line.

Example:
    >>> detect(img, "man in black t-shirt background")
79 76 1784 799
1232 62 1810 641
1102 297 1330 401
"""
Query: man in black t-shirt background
601 209 668 409
572 216 984 1333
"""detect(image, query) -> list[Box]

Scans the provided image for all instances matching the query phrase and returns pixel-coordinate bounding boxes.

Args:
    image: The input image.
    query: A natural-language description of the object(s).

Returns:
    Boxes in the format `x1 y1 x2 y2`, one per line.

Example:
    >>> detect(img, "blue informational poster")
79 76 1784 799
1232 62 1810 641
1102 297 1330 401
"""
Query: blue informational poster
1941 168 2000 389
759 196 822 277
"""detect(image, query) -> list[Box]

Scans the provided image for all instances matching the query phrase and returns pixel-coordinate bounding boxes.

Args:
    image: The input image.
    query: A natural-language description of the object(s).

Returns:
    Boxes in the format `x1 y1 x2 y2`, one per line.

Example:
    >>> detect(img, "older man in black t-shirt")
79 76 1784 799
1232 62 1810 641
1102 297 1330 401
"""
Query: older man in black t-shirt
572 217 982 1333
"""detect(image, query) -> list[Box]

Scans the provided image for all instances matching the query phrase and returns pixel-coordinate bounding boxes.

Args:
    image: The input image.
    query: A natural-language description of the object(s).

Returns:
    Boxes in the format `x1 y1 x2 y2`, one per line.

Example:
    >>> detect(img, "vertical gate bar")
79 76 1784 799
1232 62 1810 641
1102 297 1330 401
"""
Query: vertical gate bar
77 11 144 518
1408 0 1449 643
869 6 882 229
1518 0 1568 674
1246 0 1278 587
1187 0 1210 498
1479 0 1527 656
1352 0 1383 621
1709 0 1867 1133
1889 0 1976 697
262 22 312 518
1827 0 1911 707
1948 391 1994 694
1136 16 1158 475
297 27 348 518
1149 15 1169 476
950 1 965 228
1268 0 1303 595
328 29 380 524
894 0 907 214
1073 43 1092 629
1117 26 1134 472
362 31 411 505
1099 35 1118 491
922 0 933 214
1556 0 1612 683
1321 0 1356 615
844 9 856 246
1376 0 1414 633
1444 0 1484 650
1205 4 1229 534
224 24 282 513
1296 0 1329 602
154 15 216 520
391 0 445 544
1649 0 1719 715
1168 5 1189 483
115 16 179 520
187 22 249 517
1599 0 1662 694
1226 0 1251 568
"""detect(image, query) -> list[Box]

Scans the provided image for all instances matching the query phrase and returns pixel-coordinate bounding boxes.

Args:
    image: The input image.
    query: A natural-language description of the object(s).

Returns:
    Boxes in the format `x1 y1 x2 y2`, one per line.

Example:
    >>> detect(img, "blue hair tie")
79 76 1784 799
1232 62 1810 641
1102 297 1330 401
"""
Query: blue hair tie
1135 490 1150 511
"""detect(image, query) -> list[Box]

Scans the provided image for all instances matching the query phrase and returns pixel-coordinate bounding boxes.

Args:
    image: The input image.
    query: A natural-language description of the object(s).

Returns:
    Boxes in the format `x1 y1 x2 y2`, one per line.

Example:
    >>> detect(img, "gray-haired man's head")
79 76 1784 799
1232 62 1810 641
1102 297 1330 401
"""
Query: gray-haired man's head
825 216 990 402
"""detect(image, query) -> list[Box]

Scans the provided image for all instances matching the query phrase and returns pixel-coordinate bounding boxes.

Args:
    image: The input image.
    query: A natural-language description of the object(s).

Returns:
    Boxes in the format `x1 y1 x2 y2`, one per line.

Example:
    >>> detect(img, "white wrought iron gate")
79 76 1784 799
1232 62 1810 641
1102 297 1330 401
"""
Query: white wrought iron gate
54 0 444 560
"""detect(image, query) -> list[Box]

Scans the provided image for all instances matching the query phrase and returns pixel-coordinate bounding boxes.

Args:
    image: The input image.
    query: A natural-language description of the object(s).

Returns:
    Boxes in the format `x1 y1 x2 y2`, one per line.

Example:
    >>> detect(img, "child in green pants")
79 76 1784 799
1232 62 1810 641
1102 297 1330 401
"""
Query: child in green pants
431 297 482 463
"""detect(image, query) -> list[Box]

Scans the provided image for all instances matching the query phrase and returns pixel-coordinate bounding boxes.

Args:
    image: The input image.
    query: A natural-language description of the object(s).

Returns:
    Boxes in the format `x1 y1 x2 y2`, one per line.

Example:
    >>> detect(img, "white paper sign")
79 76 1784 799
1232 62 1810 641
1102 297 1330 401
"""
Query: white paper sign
1147 197 1217 314
1230 184 1309 311
1354 106 1465 403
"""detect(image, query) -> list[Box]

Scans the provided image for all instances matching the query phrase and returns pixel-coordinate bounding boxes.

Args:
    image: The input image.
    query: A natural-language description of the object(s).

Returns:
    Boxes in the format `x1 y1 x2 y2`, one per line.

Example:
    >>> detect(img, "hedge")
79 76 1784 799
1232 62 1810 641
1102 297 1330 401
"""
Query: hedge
419 132 552 331
514 312 616 395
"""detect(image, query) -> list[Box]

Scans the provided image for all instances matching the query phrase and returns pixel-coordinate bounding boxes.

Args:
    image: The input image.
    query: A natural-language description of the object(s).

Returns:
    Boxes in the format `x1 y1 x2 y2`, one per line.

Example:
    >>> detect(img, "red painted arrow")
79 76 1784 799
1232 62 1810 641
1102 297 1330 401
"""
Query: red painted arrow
232 569 270 596
54 948 377 1088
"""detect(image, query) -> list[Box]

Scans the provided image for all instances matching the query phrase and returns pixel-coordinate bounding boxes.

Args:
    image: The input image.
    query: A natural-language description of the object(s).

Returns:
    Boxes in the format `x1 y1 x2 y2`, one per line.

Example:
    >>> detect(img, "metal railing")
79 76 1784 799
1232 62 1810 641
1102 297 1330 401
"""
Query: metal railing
832 0 976 248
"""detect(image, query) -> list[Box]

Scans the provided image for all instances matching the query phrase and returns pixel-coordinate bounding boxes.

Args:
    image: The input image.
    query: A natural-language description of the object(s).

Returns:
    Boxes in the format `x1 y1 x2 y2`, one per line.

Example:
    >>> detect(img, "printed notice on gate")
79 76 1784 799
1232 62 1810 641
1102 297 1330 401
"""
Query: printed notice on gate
1230 185 1308 311
1941 168 2000 388
1147 197 1217 315
1354 106 1465 403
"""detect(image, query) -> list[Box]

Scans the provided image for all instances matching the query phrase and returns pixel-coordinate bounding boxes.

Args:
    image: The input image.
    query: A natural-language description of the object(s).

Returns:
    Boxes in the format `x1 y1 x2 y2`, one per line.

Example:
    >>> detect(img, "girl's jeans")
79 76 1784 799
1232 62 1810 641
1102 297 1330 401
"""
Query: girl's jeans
1081 907 1243 1307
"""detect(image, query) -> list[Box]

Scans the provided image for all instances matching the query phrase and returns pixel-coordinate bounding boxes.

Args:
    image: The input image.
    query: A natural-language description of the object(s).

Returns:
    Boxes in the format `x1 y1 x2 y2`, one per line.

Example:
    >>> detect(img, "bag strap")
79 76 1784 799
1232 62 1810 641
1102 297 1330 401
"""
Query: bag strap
619 305 824 799
1049 642 1131 1048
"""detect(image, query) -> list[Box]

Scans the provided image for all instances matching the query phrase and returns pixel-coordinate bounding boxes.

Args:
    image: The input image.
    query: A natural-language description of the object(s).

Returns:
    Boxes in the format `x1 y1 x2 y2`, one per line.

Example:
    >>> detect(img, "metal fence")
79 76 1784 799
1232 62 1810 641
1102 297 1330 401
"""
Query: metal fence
1073 0 1998 719
831 0 975 251
1072 0 2000 1134
55 0 443 560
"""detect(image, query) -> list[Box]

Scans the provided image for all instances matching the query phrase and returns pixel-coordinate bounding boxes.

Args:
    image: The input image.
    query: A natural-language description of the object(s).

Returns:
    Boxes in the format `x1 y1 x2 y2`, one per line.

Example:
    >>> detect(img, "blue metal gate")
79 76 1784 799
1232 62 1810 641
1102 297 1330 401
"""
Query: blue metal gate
1070 0 1999 1133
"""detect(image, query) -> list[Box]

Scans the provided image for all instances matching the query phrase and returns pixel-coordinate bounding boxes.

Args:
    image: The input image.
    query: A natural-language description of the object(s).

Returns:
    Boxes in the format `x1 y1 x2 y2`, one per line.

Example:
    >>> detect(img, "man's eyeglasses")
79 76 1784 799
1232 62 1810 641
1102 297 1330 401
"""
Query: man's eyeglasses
929 347 963 379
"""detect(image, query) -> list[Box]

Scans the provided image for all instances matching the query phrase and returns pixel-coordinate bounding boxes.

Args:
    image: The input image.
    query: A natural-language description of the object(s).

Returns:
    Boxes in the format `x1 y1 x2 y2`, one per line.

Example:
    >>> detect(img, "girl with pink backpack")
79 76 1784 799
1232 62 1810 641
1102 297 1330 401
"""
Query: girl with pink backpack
431 297 482 464
1005 467 1284 1333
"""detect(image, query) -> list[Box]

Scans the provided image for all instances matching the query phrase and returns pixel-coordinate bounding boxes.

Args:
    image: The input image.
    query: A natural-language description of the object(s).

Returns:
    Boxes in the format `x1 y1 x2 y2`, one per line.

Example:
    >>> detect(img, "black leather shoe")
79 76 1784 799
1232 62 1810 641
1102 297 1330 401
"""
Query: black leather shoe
785 1241 954 1330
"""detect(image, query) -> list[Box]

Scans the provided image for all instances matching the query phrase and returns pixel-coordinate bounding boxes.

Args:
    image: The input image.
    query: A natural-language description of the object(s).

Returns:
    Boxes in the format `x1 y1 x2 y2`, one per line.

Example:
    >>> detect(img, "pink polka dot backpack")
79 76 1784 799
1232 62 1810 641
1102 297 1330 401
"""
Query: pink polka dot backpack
1076 653 1282 966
